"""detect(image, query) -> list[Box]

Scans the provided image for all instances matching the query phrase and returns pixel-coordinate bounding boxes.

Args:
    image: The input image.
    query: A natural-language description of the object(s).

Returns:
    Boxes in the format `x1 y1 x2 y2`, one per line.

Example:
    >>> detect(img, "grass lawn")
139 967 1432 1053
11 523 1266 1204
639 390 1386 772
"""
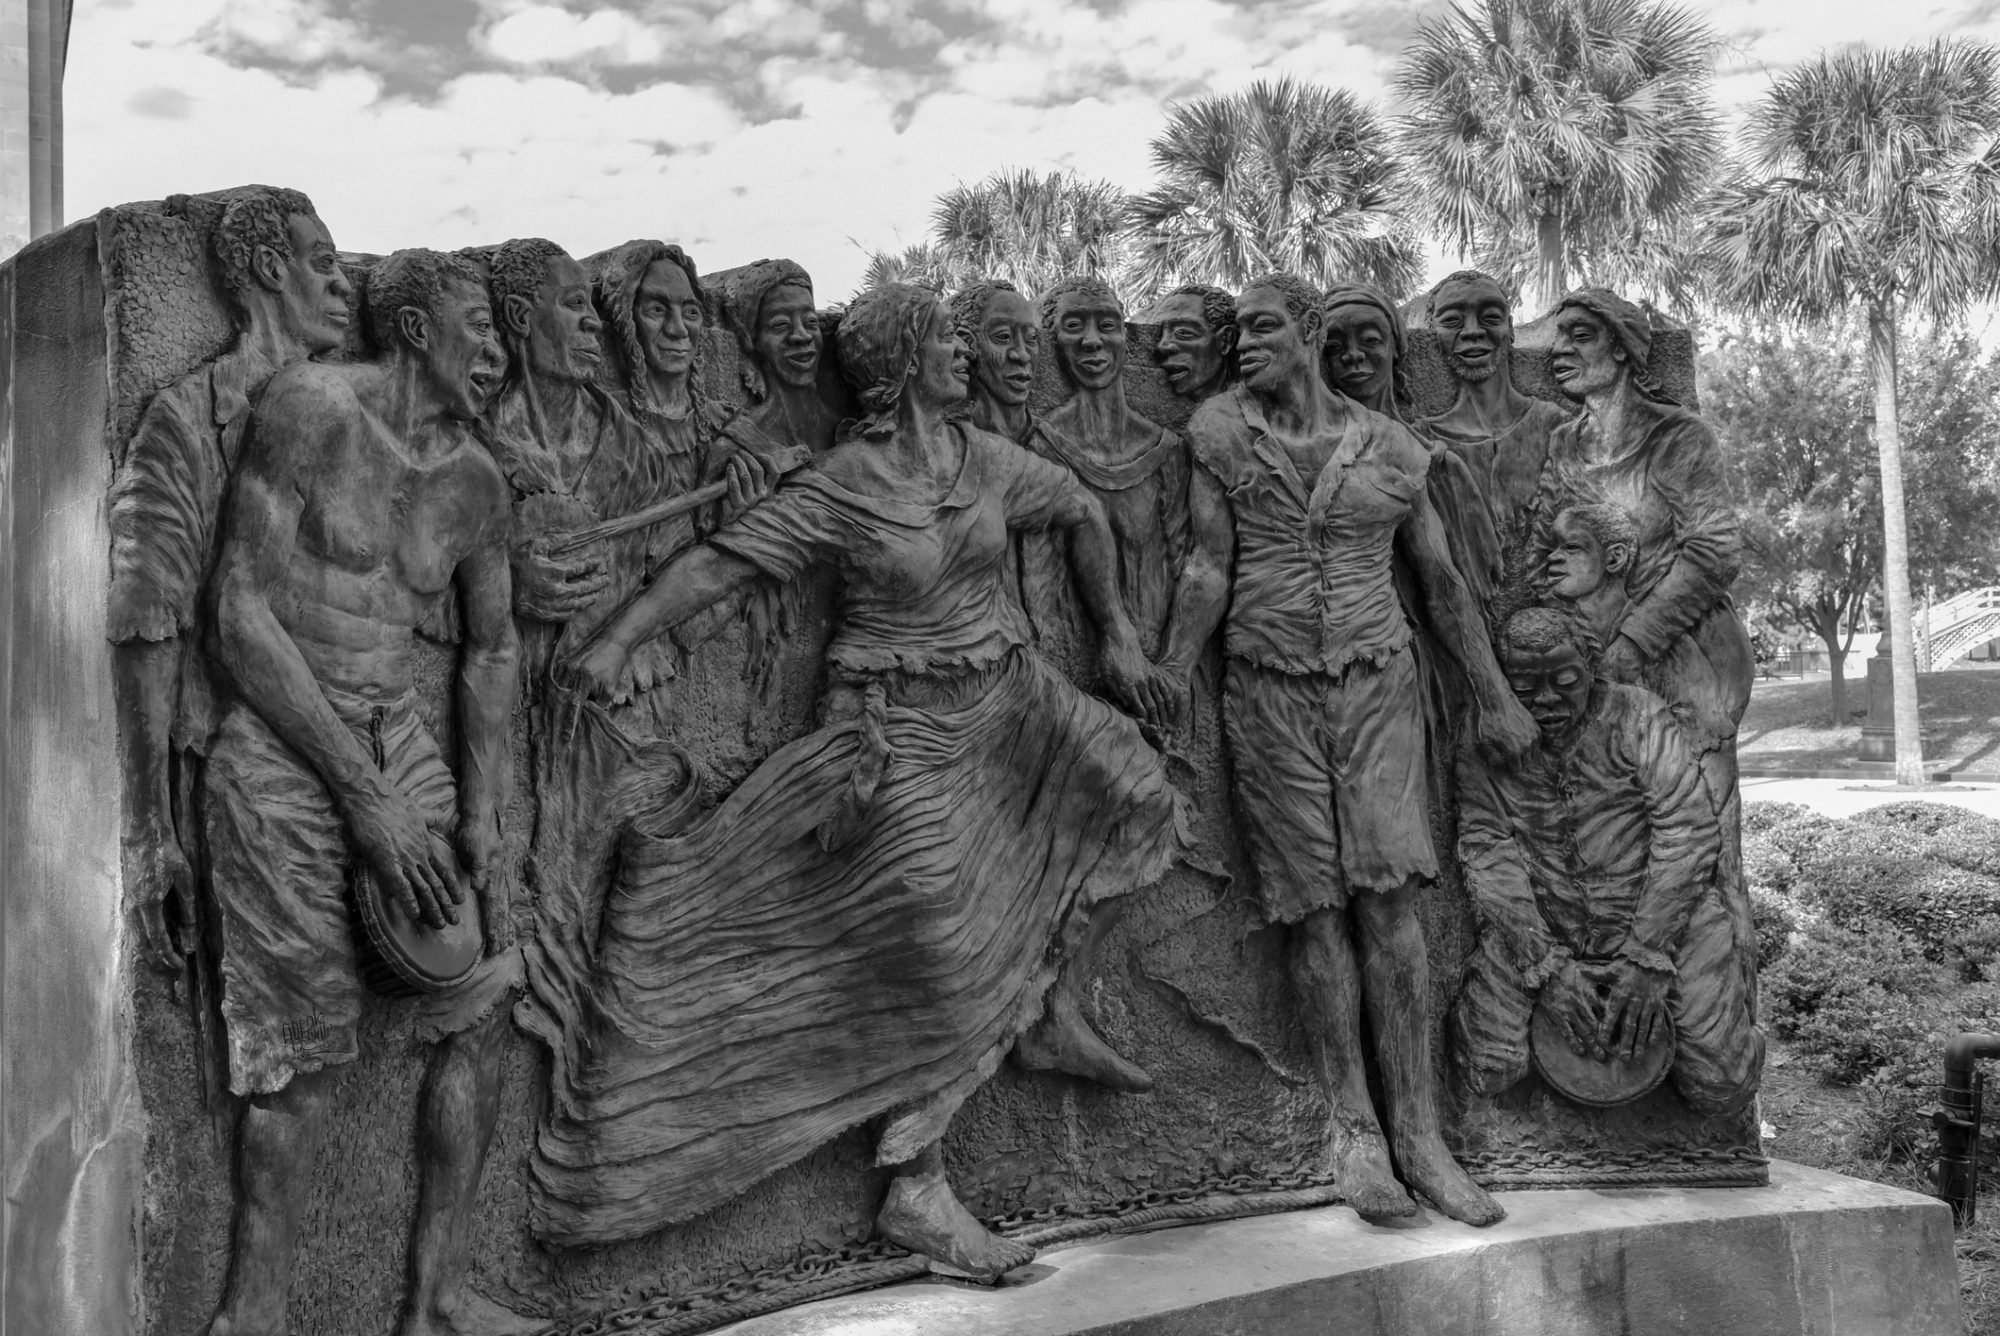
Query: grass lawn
1739 668 2000 773
1762 1043 2000 1333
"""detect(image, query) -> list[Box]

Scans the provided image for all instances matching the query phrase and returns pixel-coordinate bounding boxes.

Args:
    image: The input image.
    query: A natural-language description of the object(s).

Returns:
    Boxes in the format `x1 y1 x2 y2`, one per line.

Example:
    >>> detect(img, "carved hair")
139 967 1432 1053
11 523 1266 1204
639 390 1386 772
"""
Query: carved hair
1321 281 1410 416
1554 286 1673 404
1554 497 1639 562
1496 605 1602 666
1036 274 1122 335
1156 282 1236 336
946 278 1022 345
366 248 485 355
714 258 814 403
1241 272 1324 340
207 185 319 326
487 237 570 331
838 283 938 442
589 239 709 427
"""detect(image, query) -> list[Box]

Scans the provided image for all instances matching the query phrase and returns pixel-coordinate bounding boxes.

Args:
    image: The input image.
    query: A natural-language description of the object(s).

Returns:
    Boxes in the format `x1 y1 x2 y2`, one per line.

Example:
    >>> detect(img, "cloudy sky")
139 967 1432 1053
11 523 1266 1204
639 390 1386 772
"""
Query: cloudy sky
67 0 2000 298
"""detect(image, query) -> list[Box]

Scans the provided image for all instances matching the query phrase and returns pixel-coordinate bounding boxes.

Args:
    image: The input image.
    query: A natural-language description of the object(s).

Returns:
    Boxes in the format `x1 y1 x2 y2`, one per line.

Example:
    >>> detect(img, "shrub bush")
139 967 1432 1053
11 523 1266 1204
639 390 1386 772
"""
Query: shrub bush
1751 889 1797 969
1761 917 1948 1084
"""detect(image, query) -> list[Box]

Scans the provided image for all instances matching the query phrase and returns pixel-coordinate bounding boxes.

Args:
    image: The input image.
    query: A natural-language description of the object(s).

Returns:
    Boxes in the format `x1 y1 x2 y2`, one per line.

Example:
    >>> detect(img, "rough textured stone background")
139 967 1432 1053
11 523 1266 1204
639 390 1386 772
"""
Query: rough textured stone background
16 198 1736 1336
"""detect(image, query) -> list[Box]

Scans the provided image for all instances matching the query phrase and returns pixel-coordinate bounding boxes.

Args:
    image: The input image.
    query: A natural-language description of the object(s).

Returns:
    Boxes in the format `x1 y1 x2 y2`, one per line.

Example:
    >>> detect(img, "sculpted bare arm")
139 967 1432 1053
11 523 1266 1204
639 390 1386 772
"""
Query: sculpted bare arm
453 511 520 949
1150 463 1234 728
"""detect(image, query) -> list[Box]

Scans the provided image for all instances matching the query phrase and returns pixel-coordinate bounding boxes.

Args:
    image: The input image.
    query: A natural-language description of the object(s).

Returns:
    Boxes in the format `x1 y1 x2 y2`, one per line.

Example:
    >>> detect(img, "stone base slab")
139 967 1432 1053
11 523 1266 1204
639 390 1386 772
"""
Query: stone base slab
719 1161 1959 1336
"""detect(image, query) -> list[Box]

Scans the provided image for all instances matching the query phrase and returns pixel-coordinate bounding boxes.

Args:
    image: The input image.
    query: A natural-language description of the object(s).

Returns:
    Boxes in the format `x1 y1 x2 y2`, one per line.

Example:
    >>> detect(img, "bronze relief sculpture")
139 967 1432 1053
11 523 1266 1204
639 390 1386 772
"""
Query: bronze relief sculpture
83 188 1767 1336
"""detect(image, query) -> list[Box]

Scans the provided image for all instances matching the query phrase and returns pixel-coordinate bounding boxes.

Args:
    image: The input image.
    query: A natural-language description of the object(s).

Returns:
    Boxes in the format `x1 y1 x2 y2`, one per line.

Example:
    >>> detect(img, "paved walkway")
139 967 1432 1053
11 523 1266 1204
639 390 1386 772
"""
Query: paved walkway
1741 774 2000 819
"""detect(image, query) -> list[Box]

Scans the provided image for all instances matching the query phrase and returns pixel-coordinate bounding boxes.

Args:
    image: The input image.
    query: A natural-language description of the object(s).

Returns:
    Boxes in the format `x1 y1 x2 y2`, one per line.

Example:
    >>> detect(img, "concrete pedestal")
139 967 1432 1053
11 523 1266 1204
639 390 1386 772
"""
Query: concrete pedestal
722 1162 1959 1336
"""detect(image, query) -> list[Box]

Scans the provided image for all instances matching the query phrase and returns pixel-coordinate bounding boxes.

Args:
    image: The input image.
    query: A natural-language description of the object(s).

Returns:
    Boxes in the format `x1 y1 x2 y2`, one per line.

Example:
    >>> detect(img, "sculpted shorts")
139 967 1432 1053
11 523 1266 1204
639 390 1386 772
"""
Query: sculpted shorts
1223 648 1437 923
202 689 518 1098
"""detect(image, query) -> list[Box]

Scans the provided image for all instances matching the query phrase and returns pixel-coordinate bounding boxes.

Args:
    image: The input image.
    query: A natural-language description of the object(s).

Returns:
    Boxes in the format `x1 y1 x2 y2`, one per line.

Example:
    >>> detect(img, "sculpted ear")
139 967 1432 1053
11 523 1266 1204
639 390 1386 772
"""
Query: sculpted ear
1605 540 1633 575
1216 323 1239 356
251 243 288 294
502 292 535 341
1299 304 1325 346
397 306 430 352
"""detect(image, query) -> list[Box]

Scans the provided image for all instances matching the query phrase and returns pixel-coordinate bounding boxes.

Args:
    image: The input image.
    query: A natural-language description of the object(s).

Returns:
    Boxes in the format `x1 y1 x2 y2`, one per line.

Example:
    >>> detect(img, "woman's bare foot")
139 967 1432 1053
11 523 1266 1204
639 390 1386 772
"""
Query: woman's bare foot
400 1289 550 1336
1394 1133 1505 1227
878 1167 1037 1280
1330 1127 1417 1221
1013 996 1153 1093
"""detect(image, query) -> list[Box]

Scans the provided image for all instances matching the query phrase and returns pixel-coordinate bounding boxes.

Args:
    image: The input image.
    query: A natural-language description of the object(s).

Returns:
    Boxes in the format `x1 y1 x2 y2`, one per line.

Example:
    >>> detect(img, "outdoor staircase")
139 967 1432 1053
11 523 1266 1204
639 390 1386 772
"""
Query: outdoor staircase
1918 586 2000 671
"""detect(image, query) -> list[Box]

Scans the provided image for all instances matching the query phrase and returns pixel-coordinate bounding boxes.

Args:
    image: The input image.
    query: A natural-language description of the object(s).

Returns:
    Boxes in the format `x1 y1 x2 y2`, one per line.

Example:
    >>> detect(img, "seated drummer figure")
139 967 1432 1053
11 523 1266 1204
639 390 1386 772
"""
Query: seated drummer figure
1453 606 1764 1115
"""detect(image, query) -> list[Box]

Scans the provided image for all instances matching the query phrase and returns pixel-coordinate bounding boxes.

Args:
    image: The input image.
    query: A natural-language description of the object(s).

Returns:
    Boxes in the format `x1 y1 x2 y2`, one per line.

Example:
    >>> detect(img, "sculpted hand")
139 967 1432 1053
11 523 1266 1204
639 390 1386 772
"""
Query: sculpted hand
1599 635 1646 684
1477 695 1540 763
722 450 778 520
513 538 611 624
458 808 513 955
347 788 464 931
1097 628 1151 718
1542 958 1605 1060
1591 961 1673 1064
126 823 196 974
563 635 637 704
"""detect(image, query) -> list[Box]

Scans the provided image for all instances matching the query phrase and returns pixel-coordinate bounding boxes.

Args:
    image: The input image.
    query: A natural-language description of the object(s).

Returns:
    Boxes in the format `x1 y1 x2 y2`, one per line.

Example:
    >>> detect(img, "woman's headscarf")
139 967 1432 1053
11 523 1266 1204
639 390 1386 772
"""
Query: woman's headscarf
713 258 814 402
1553 286 1674 404
837 283 939 442
586 238 709 423
1320 281 1411 418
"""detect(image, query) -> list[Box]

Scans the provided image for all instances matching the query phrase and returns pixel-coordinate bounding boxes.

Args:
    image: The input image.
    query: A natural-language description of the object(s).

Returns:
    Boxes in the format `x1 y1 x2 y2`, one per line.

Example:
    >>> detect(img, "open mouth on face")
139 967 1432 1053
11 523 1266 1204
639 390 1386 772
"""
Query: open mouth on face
784 350 818 370
467 369 497 400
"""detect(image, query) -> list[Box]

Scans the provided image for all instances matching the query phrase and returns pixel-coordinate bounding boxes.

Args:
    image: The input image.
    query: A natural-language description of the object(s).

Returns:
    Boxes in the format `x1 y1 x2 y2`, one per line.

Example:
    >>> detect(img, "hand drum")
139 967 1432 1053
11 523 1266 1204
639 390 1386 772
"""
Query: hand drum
1529 969 1676 1108
352 829 484 997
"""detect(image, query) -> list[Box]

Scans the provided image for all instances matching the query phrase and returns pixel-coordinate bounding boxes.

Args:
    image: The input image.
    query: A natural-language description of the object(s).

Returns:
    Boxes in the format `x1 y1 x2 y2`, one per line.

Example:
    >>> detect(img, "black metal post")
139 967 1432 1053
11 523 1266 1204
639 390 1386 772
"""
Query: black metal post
1935 1033 2000 1225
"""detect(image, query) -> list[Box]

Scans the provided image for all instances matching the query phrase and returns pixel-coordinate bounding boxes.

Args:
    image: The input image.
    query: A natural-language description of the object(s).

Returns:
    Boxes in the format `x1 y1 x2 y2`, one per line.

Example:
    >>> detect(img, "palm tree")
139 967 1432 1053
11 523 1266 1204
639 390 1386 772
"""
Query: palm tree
1125 78 1421 299
1700 40 2000 786
1393 0 1721 312
857 242 964 295
856 169 1129 302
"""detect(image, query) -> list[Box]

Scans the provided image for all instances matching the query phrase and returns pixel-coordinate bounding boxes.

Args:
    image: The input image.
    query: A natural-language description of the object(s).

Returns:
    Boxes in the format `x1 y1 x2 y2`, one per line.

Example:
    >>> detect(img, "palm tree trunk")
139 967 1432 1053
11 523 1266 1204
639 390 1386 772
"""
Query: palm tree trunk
1865 302 1927 787
1535 183 1566 312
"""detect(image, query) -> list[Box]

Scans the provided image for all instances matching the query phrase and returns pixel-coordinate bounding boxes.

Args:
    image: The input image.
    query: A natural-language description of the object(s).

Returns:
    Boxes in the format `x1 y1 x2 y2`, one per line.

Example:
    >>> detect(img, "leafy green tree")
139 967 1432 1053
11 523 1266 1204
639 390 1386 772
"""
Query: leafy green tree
1706 322 2000 724
1393 0 1721 313
1700 40 2000 784
857 168 1128 300
1124 77 1421 299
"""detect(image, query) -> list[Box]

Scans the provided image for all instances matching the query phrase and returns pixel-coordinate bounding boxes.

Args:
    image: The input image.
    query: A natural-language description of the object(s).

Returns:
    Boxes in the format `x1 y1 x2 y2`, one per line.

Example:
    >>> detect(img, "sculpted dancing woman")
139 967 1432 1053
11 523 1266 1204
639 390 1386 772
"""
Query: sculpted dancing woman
544 283 1183 1275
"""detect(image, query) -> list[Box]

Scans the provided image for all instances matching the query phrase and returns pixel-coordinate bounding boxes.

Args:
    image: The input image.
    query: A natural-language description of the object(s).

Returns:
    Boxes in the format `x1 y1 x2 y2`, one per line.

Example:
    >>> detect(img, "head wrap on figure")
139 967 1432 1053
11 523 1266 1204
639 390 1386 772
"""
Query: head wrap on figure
1320 280 1411 415
714 258 814 402
1553 286 1673 404
837 283 938 442
588 238 710 424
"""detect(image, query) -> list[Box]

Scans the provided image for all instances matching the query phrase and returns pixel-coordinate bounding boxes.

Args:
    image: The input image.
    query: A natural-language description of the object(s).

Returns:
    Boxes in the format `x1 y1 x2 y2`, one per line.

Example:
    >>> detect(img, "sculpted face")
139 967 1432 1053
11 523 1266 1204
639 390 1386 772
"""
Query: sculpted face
970 289 1039 407
755 282 821 389
911 301 971 411
424 278 505 421
635 259 703 378
1234 285 1316 396
1547 510 1629 600
1051 288 1126 391
523 254 603 382
1322 302 1396 405
1550 305 1627 400
277 212 352 356
1430 276 1512 385
1153 293 1228 396
1504 639 1594 741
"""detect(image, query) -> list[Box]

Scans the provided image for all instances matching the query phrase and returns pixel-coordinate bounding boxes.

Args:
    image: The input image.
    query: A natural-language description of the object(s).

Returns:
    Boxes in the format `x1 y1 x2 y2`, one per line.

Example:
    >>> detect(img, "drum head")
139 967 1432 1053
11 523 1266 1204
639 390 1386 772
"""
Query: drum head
1529 985 1675 1108
353 832 483 997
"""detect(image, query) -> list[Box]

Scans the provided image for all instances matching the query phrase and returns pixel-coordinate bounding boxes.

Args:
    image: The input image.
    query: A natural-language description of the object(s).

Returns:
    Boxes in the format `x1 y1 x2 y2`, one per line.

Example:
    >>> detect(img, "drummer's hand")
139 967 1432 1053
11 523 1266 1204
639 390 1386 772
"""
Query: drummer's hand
457 807 513 955
722 450 778 520
1592 960 1672 1064
348 788 460 930
513 538 610 623
1542 957 1605 1061
562 635 636 703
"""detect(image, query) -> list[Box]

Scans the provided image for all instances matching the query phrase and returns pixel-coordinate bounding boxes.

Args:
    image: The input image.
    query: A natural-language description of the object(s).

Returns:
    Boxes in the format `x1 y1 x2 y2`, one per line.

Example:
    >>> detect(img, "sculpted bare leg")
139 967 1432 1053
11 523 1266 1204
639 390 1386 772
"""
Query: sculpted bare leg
1355 880 1504 1227
1014 898 1153 1093
401 1008 544 1336
204 1067 336 1336
1291 906 1413 1221
877 1141 1035 1280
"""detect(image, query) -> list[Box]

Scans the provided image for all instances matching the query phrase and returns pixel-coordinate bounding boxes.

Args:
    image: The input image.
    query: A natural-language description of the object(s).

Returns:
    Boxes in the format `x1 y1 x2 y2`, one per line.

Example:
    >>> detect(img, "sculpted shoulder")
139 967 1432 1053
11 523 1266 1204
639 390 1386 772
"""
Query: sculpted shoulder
251 360 367 431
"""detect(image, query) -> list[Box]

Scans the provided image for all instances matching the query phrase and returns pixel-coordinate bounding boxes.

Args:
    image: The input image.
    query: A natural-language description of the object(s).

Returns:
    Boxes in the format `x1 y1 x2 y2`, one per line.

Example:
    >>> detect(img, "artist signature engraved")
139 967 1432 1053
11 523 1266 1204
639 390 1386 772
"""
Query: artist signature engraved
279 1010 332 1053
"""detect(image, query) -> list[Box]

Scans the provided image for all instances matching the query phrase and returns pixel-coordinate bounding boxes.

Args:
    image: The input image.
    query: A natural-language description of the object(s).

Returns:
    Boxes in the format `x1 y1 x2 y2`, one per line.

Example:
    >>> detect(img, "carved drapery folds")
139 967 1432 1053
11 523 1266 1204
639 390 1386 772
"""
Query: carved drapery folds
94 188 1762 1336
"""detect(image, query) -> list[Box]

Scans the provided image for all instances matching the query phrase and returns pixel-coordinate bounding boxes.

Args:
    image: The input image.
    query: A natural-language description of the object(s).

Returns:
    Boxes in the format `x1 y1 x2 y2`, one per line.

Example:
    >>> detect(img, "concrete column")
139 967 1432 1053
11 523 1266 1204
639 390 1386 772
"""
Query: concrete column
0 0 67 259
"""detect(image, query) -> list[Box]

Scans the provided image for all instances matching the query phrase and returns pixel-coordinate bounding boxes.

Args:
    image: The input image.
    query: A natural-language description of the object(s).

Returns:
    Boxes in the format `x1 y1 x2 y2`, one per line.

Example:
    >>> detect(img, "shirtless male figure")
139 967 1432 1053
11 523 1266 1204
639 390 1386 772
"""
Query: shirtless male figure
201 248 536 1336
1157 273 1538 1226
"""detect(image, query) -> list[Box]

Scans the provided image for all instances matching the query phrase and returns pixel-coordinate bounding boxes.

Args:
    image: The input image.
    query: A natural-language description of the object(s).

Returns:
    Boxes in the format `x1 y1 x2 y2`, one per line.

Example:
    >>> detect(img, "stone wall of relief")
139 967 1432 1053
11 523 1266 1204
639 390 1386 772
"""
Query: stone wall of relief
81 188 1760 1336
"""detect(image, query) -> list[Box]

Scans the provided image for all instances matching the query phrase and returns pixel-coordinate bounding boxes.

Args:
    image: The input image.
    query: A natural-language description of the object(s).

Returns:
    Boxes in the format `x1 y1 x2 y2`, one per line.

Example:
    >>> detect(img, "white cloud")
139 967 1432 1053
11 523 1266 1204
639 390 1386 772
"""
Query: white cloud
482 6 668 67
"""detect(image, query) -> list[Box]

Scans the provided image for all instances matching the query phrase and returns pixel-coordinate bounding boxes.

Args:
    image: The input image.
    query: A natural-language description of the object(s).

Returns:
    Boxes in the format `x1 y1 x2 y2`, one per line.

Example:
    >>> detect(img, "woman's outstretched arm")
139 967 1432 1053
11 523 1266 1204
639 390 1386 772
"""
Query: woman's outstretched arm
564 544 761 699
